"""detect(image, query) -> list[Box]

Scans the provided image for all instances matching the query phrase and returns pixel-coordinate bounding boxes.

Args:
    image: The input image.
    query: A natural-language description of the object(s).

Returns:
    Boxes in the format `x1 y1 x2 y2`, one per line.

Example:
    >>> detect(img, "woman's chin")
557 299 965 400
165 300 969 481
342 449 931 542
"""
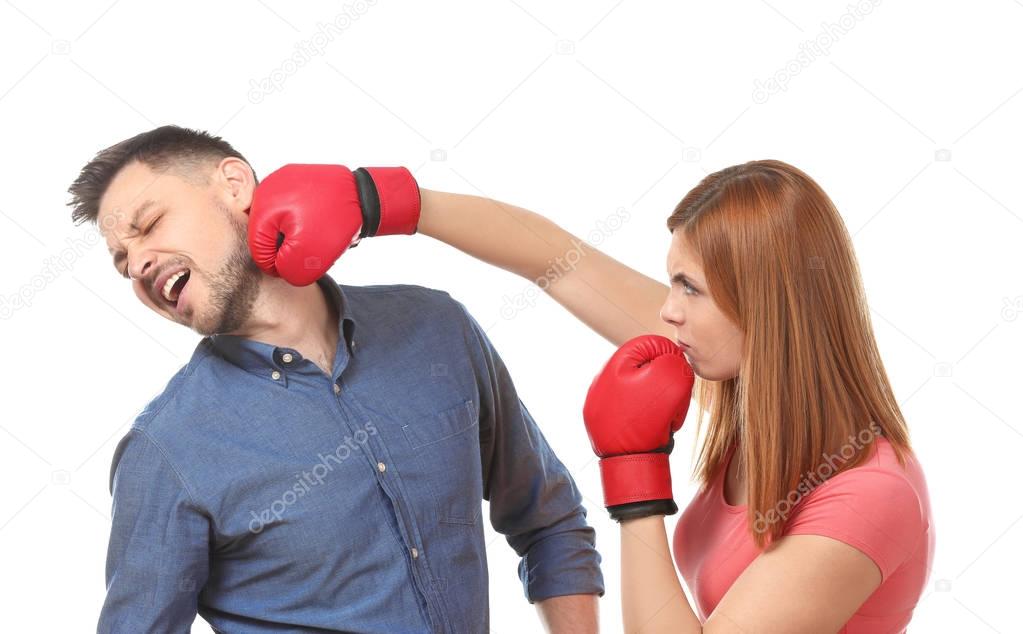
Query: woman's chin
691 365 737 382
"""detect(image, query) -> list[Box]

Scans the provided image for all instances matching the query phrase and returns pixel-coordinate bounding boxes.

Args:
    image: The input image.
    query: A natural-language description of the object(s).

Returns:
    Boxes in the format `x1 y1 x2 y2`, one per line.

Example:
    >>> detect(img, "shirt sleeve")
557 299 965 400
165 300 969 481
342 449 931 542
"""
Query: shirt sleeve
782 467 926 583
455 301 605 603
97 428 211 633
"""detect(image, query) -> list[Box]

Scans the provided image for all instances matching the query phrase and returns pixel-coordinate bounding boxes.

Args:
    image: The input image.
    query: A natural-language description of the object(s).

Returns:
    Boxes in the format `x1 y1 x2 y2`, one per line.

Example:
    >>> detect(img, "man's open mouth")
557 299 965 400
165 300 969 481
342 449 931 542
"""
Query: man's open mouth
161 269 191 306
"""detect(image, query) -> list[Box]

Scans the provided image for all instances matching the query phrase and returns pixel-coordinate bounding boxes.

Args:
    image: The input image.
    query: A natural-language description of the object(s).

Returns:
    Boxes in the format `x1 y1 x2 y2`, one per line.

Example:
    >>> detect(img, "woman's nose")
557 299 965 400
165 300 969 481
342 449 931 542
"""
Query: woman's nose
660 295 683 326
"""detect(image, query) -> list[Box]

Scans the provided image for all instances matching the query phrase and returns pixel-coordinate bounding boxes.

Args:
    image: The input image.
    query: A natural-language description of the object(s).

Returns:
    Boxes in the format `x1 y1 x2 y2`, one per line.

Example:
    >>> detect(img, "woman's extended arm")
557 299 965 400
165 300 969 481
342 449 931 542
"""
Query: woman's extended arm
417 189 673 347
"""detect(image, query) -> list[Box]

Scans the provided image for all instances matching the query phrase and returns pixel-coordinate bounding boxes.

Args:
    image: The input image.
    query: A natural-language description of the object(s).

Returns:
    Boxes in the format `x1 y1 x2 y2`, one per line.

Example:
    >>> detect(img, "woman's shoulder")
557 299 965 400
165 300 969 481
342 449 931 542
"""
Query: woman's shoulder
784 434 932 582
841 434 928 495
807 435 926 502
788 434 931 538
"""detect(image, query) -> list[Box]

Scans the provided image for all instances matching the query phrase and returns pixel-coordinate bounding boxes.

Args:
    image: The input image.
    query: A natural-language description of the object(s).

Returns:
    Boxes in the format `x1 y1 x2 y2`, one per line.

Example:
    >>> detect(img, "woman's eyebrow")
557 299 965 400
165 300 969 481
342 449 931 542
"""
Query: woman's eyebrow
670 271 699 285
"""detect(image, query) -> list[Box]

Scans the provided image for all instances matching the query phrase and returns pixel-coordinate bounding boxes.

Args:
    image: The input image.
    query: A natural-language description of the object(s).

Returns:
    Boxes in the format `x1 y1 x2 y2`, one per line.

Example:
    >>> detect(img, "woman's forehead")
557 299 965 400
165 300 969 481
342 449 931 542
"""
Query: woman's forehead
668 231 703 274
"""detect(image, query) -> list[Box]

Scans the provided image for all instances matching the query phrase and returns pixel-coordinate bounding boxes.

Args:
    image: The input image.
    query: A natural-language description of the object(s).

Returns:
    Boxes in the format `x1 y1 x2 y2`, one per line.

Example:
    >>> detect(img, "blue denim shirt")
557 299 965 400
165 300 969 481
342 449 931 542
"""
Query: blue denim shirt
98 274 603 633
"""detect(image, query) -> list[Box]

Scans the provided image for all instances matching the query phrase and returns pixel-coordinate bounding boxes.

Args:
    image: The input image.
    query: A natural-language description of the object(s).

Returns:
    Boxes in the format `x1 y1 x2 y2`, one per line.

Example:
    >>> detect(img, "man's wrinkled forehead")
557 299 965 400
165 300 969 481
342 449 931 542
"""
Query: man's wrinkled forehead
100 199 162 255
98 161 181 249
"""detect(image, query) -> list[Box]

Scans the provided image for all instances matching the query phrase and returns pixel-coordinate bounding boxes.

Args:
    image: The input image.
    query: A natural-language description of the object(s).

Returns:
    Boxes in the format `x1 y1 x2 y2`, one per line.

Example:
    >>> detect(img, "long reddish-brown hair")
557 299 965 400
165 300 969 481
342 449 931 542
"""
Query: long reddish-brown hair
667 159 912 549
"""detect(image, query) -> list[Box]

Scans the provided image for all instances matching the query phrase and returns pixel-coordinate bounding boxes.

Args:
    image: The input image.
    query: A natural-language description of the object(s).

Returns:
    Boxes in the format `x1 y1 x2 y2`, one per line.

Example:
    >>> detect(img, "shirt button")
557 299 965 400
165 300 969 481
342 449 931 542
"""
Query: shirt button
333 383 341 394
271 370 281 380
282 353 294 363
411 547 419 559
377 462 386 473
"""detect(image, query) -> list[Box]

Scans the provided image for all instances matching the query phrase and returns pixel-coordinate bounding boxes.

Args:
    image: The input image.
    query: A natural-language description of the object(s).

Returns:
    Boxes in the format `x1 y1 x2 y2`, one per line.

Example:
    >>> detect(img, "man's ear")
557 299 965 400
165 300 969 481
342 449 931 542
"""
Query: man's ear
218 156 256 215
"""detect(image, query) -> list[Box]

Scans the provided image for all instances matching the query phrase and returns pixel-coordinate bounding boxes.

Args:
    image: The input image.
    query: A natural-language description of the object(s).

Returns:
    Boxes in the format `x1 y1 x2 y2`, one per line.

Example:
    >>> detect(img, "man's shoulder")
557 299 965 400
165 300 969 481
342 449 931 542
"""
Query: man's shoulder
341 281 454 302
122 340 217 443
108 342 216 492
338 281 495 354
340 282 469 321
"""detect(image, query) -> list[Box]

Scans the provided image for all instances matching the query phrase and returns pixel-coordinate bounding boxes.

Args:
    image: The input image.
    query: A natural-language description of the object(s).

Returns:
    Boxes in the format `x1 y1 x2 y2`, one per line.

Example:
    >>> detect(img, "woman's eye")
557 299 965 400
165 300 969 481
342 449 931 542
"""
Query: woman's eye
683 280 697 295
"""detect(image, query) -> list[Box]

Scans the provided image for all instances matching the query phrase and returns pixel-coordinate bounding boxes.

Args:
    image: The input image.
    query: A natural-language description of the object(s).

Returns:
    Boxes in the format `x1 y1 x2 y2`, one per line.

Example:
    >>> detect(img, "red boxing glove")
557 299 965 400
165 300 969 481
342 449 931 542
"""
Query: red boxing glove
583 334 695 521
358 166 420 236
248 164 420 286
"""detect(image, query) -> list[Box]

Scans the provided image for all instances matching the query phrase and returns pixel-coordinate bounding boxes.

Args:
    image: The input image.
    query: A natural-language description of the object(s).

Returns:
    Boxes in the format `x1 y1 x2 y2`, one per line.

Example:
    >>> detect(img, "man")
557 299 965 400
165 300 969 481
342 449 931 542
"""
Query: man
69 125 603 633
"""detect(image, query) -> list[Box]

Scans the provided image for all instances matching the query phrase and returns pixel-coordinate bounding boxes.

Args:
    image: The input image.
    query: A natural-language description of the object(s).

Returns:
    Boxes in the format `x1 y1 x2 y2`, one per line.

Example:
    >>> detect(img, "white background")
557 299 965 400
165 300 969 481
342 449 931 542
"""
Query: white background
2 1 1020 631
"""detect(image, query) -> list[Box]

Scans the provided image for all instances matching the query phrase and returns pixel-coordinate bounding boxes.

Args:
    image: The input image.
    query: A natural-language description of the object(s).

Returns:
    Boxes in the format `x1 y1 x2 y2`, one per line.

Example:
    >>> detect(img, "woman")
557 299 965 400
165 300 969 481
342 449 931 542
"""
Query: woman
413 159 934 632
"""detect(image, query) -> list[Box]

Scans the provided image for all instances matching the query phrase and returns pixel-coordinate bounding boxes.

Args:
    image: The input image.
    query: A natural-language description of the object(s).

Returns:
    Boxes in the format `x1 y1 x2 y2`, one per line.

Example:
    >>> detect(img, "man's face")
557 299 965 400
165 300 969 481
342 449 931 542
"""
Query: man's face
97 158 263 336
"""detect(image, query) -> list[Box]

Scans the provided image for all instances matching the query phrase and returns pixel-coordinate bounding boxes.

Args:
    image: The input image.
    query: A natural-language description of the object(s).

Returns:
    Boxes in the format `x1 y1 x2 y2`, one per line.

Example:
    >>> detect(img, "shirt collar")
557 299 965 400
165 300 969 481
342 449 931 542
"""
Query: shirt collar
208 273 357 386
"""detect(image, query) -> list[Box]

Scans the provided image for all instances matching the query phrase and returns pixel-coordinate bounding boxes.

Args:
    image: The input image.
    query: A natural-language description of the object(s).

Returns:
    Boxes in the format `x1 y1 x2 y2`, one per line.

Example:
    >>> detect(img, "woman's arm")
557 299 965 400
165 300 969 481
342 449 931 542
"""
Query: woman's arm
417 189 673 347
621 516 701 632
619 516 883 633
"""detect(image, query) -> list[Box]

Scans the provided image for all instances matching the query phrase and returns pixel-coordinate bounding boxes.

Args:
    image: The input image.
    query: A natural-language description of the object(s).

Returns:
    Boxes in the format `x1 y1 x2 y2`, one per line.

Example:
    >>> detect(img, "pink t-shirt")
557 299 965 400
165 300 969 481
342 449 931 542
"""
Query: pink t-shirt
673 435 934 633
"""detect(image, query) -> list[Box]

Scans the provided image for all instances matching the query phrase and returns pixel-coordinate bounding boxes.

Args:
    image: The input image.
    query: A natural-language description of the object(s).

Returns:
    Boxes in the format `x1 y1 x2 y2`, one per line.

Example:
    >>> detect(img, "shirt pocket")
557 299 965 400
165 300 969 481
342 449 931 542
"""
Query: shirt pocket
401 399 478 449
401 398 483 525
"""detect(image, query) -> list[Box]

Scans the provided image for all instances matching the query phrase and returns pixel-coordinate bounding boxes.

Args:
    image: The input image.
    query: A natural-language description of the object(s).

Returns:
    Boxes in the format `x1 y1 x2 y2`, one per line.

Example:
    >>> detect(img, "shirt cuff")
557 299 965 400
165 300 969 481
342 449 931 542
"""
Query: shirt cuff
518 530 605 603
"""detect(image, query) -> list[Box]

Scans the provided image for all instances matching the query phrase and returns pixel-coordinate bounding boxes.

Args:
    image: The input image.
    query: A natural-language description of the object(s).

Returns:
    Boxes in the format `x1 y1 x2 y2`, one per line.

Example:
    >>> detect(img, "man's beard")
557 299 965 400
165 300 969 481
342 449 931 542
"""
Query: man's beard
194 210 263 336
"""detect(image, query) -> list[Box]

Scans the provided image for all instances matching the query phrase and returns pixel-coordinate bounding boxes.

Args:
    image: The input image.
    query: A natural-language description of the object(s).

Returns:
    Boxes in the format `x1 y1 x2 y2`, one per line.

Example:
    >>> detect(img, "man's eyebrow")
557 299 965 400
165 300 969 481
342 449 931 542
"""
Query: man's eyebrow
107 199 159 255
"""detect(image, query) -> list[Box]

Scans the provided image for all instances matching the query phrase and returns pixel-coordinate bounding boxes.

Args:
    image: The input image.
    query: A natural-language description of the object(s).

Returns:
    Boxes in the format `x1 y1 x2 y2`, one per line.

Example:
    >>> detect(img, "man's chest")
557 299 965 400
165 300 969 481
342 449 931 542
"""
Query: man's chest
183 377 485 558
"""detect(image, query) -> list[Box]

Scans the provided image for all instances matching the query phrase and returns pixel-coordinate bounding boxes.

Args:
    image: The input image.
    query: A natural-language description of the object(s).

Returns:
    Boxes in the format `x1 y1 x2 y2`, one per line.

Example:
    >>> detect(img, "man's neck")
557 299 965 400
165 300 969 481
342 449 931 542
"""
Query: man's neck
226 276 340 374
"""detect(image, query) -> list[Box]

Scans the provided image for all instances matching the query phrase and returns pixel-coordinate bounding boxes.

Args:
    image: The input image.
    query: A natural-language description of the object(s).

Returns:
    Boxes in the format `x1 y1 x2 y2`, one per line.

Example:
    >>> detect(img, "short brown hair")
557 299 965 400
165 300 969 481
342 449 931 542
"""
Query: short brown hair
67 124 256 226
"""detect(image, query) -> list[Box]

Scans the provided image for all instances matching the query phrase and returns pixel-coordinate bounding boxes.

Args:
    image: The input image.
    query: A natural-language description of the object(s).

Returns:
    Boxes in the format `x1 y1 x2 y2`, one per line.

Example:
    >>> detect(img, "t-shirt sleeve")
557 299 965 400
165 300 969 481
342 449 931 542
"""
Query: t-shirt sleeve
783 468 926 582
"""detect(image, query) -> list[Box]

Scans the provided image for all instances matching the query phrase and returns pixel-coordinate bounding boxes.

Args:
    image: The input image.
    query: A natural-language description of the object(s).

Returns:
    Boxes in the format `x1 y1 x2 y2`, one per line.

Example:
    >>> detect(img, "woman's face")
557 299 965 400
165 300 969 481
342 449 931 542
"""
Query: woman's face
660 230 745 381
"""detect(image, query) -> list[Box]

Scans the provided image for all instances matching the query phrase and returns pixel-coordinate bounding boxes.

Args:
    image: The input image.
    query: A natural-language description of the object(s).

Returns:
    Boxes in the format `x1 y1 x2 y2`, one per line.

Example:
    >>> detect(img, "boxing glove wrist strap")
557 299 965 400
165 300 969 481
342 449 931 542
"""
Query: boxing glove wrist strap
608 499 679 522
353 167 421 238
598 452 674 509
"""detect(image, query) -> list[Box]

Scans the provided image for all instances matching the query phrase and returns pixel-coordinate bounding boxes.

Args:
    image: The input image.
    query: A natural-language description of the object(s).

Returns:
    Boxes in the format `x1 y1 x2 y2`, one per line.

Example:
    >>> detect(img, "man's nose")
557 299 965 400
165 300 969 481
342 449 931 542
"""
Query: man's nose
127 251 156 283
